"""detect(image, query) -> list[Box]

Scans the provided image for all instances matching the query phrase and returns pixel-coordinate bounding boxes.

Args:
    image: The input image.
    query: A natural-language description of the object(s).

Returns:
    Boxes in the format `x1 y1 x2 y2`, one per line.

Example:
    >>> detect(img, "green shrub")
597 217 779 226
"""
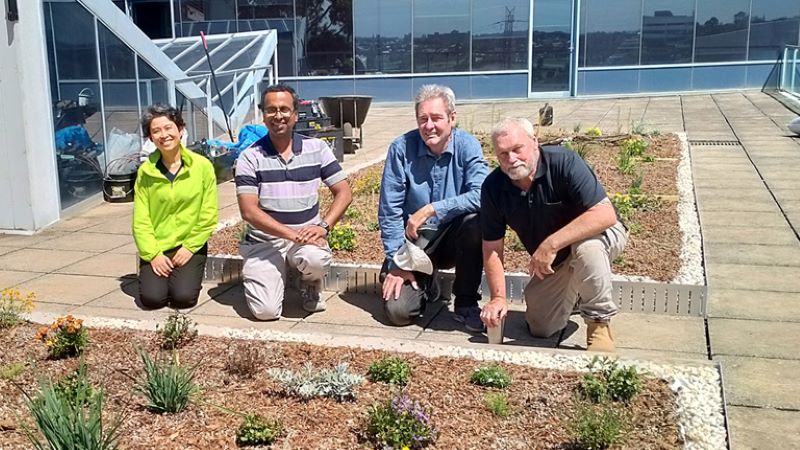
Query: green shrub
622 138 648 158
267 362 363 402
36 315 89 359
470 365 511 389
484 392 510 418
0 362 25 380
364 393 435 449
0 288 35 328
571 403 625 450
367 356 411 385
157 311 198 350
22 364 121 450
344 207 362 220
135 349 198 414
328 224 357 251
586 127 602 137
366 221 380 232
236 414 283 447
55 361 96 407
579 357 643 403
352 169 382 195
506 229 527 252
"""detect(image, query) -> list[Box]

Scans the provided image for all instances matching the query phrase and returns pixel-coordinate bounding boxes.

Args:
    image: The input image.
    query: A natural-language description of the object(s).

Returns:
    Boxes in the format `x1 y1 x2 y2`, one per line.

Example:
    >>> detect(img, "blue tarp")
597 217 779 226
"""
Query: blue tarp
206 124 268 159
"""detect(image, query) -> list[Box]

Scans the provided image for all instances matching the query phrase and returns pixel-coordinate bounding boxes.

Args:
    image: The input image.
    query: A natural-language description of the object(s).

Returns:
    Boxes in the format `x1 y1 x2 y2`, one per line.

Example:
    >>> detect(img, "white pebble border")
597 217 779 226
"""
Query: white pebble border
672 132 704 286
28 311 727 450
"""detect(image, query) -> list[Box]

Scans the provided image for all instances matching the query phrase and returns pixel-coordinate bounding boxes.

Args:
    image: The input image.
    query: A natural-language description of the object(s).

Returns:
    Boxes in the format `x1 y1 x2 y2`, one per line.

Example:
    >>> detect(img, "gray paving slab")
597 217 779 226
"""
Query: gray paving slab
709 318 800 359
613 313 707 355
55 252 139 278
708 289 800 322
765 178 800 190
0 248 96 273
0 231 69 248
727 406 800 450
704 242 800 266
771 188 800 203
70 304 177 322
16 273 125 306
786 211 800 229
81 216 135 235
695 188 776 204
756 168 799 180
0 246 17 257
698 211 788 228
701 226 799 246
293 322 423 340
778 200 800 212
691 169 762 183
0 269 41 289
718 356 800 409
707 264 800 292
696 196 780 213
692 177 765 190
29 232 132 253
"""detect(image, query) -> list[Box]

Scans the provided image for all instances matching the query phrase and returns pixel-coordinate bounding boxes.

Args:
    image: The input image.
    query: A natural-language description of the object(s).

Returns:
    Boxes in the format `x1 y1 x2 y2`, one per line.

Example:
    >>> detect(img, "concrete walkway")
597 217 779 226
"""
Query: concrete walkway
1 91 799 448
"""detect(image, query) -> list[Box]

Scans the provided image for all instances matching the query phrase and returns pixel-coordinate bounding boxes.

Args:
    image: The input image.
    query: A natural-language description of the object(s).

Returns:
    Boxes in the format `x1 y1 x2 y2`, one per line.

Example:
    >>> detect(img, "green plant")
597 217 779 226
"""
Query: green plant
627 222 642 235
267 362 363 402
484 392 510 418
366 221 380 232
0 362 25 380
573 123 582 133
367 356 411 385
135 349 198 414
328 224 357 251
364 393 436 449
579 357 643 403
470 365 511 389
55 361 96 407
344 207 362 220
571 403 625 450
621 138 648 158
236 414 283 447
0 288 35 328
22 364 121 450
352 168 382 195
506 229 527 252
586 127 602 137
225 343 263 379
36 315 89 359
630 120 647 135
616 149 636 175
157 310 198 350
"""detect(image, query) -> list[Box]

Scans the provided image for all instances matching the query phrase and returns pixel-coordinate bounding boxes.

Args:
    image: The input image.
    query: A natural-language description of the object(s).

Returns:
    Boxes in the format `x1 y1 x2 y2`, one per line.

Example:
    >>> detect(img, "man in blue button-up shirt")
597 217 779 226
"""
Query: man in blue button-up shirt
378 84 489 331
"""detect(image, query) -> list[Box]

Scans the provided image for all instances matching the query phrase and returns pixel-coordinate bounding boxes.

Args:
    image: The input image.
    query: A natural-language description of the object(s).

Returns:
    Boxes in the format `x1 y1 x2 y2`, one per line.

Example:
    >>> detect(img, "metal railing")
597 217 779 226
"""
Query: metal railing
780 45 800 97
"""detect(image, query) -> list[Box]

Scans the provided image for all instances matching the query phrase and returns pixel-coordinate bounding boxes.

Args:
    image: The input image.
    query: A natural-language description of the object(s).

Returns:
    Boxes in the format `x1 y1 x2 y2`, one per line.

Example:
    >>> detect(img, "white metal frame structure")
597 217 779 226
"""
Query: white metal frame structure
76 0 277 138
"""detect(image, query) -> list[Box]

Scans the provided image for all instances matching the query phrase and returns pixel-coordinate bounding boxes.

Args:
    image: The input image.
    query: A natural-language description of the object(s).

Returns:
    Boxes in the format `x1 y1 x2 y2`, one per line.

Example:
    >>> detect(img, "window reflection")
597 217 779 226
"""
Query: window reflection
472 0 529 71
695 0 749 62
580 0 642 67
236 0 296 76
413 0 470 73
296 0 354 76
749 0 800 60
354 0 411 74
641 0 695 65
177 0 236 36
531 0 572 92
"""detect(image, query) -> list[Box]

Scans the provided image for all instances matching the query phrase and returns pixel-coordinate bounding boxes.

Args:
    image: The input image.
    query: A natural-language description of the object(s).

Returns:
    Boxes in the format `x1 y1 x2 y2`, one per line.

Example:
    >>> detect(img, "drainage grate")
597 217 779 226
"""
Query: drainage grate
688 140 740 146
205 258 707 317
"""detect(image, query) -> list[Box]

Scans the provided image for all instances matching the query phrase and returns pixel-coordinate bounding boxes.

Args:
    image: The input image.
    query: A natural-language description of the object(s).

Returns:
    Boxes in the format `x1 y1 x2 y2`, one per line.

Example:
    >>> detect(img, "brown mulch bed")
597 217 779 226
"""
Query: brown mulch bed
209 132 682 281
1 323 681 449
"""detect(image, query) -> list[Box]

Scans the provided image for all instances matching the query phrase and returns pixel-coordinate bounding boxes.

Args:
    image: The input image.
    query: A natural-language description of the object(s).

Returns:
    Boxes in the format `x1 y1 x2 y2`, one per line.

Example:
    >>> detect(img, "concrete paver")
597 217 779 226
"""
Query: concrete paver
727 406 800 450
704 242 800 266
709 318 800 359
708 289 800 322
56 251 139 278
707 264 800 292
16 273 127 306
29 232 133 253
695 211 788 228
0 269 41 289
0 248 96 273
701 227 799 246
0 246 17 257
718 356 800 410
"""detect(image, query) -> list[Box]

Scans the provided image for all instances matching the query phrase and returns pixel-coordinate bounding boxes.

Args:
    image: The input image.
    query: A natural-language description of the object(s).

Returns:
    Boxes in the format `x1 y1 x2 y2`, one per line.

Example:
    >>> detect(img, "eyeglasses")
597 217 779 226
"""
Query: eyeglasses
262 106 294 118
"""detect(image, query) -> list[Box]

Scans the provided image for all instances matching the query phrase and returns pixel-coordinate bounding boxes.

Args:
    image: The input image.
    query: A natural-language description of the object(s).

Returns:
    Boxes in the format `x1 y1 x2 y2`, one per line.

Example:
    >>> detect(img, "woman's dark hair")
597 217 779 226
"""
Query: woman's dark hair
259 84 299 112
141 104 185 138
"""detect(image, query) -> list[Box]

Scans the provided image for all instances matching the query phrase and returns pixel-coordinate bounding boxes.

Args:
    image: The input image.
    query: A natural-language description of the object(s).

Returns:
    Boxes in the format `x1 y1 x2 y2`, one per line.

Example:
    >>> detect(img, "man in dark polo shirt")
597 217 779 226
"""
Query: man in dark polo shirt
479 117 628 352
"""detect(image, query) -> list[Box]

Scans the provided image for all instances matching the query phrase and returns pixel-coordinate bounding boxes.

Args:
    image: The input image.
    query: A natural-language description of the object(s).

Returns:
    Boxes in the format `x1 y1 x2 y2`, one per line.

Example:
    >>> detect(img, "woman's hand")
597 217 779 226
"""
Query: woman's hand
171 247 194 267
150 254 174 277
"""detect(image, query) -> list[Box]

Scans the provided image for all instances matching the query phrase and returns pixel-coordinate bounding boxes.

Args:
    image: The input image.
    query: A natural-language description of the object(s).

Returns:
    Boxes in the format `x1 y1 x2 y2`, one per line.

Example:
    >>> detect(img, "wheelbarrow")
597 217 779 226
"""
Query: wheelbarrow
318 95 372 154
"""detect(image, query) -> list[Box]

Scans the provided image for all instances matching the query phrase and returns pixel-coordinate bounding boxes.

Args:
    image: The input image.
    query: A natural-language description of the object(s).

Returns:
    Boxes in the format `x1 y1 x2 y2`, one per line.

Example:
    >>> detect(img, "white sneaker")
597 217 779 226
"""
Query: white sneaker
300 283 326 313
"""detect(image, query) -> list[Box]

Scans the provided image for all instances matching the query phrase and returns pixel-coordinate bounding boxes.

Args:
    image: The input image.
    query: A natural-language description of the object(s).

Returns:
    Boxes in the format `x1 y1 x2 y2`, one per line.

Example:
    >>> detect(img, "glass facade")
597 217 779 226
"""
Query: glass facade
55 0 800 106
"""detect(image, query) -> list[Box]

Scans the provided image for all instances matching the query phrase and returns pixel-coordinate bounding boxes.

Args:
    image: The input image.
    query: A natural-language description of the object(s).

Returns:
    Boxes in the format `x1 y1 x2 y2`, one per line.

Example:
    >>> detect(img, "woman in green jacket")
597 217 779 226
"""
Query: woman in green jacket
133 104 219 309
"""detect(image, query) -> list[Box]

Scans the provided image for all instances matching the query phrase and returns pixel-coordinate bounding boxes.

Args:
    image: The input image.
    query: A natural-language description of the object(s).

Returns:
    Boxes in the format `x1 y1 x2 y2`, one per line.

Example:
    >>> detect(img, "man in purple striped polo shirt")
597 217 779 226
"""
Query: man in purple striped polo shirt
235 84 352 320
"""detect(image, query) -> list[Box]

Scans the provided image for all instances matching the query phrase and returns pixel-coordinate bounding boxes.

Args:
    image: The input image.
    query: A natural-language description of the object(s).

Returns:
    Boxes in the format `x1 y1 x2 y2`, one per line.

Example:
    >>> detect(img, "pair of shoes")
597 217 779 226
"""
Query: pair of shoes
586 320 615 353
300 282 326 313
453 305 485 332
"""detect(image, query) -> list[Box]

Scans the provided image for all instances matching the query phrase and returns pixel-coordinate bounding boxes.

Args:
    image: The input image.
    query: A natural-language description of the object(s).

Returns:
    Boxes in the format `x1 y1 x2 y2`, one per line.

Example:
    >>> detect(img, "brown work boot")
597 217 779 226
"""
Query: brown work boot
586 321 615 353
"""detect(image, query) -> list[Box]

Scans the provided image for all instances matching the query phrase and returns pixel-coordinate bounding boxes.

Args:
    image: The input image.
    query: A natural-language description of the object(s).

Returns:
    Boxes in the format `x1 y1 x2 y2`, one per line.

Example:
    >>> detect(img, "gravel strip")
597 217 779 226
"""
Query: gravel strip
29 311 727 450
673 132 704 285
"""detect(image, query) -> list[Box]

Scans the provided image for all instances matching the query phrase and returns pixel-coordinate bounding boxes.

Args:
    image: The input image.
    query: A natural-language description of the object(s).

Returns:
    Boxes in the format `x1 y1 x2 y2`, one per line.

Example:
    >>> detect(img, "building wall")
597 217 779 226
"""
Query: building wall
0 0 60 231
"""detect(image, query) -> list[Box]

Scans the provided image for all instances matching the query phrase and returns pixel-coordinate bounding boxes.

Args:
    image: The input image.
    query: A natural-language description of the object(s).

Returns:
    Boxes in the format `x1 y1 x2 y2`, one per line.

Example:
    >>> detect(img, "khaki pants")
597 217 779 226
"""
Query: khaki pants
240 237 331 320
524 221 628 338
